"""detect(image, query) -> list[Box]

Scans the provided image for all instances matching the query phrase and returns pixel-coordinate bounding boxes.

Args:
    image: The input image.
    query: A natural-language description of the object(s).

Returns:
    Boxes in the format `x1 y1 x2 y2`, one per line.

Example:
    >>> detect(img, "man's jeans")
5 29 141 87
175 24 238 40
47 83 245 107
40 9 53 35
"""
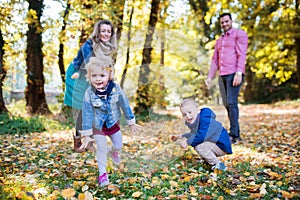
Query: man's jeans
218 73 244 138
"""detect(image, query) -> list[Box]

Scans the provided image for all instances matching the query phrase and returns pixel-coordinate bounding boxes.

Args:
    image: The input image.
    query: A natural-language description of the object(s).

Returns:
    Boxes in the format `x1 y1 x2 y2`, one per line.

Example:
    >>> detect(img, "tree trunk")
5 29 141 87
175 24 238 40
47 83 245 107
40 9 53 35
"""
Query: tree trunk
120 4 134 88
0 28 8 113
58 1 71 89
295 1 300 98
156 1 169 109
296 41 300 98
79 1 101 45
157 29 166 109
25 0 51 115
113 0 125 44
189 0 212 41
244 64 254 102
134 0 160 118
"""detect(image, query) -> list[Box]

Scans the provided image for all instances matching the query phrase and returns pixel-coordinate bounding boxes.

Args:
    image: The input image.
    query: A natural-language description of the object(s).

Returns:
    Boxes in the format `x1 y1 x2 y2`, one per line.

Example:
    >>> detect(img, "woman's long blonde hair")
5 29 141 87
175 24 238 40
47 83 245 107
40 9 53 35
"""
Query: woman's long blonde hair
91 20 117 59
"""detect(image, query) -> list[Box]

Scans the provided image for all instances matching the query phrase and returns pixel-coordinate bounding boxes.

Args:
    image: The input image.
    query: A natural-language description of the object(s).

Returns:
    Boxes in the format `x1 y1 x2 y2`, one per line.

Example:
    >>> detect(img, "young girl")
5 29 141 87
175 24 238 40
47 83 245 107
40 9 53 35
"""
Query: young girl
64 19 117 152
79 57 141 187
174 98 232 171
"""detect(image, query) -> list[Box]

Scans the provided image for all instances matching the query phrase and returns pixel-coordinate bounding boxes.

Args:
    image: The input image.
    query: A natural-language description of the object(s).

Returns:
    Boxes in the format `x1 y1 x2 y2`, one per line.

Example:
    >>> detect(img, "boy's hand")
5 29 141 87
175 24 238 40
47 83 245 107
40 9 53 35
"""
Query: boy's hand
172 135 188 148
171 135 183 142
178 139 188 148
129 123 142 134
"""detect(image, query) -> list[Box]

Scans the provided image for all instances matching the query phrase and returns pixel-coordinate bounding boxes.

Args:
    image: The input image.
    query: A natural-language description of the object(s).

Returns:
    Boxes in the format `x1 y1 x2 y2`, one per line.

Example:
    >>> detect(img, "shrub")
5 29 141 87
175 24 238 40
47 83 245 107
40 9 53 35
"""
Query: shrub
0 113 45 134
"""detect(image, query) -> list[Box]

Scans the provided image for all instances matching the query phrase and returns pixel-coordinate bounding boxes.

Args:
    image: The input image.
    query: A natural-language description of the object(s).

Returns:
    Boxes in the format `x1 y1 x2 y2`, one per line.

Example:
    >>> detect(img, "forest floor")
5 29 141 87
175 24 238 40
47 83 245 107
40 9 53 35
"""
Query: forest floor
0 101 299 199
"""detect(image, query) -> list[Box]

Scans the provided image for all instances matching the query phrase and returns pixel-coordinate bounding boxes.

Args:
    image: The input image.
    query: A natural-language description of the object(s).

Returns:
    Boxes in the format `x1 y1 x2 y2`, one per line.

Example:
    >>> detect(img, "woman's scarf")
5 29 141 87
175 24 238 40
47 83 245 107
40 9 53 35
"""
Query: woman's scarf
92 33 117 78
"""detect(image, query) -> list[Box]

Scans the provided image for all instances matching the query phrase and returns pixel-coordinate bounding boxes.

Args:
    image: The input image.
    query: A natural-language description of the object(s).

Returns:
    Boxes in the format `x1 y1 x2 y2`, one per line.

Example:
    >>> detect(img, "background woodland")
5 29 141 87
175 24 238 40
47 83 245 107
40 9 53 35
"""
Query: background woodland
0 0 299 116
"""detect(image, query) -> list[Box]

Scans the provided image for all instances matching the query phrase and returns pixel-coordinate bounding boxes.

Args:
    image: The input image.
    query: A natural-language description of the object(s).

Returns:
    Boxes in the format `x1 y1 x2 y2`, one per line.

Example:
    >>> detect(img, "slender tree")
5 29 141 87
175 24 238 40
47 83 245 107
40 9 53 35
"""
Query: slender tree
189 0 213 43
25 0 50 115
238 2 259 102
0 28 8 113
58 1 71 88
120 3 134 88
134 0 160 117
112 0 125 44
295 0 300 97
156 0 170 108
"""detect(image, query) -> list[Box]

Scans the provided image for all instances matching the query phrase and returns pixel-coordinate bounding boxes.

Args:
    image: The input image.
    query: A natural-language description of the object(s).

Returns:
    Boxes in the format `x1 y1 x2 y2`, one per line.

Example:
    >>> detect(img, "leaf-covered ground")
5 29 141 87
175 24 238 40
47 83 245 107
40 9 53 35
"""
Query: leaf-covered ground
0 102 299 199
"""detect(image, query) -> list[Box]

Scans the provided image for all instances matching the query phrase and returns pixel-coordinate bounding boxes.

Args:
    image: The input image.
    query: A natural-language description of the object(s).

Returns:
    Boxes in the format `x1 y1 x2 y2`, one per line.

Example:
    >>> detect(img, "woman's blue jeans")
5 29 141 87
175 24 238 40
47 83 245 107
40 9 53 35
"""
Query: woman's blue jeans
218 73 244 138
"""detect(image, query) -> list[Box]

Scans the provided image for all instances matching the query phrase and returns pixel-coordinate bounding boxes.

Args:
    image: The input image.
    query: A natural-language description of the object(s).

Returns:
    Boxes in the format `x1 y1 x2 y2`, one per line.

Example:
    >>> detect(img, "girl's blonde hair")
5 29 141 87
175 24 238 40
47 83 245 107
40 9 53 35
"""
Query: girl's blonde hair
85 57 113 83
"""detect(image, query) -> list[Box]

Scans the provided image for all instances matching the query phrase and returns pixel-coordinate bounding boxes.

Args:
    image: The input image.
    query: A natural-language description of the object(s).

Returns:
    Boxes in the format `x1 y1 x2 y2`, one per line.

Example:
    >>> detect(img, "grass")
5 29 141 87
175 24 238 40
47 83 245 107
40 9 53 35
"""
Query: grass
1 100 73 135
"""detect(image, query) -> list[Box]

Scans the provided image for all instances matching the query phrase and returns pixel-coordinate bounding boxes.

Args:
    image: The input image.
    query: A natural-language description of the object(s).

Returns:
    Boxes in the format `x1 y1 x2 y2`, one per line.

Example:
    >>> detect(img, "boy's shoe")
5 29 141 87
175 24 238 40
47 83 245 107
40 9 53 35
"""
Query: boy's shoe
212 162 227 171
98 173 110 187
108 151 121 165
230 136 242 144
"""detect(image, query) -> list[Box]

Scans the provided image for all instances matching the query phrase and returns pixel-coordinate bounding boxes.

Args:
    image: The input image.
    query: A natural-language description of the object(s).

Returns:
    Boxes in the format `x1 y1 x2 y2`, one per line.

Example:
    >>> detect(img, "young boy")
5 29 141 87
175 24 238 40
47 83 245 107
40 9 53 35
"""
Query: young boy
79 57 141 186
175 98 232 171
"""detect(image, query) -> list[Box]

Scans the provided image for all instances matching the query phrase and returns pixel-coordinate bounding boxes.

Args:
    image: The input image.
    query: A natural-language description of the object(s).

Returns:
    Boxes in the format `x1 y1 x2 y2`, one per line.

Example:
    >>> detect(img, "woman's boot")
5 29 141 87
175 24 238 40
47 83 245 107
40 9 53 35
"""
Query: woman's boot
73 130 86 153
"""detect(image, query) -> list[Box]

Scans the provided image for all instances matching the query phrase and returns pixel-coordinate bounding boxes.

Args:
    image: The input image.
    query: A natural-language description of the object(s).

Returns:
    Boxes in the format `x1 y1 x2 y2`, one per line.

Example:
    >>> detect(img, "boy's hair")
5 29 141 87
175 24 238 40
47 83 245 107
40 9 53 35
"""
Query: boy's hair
85 57 113 83
180 98 198 109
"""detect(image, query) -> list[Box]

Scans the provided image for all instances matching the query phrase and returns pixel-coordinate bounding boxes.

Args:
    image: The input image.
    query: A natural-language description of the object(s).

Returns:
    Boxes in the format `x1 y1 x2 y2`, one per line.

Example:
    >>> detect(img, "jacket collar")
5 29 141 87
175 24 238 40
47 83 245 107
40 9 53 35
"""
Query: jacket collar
185 113 200 133
222 27 235 36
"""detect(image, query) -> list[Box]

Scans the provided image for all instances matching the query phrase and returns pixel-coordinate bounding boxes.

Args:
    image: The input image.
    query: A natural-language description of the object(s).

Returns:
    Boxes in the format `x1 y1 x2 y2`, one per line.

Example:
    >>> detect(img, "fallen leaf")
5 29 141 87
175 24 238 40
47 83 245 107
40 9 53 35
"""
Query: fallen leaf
132 191 143 198
259 183 267 196
78 193 85 200
61 188 75 199
161 174 169 179
152 177 160 186
244 172 251 176
82 185 89 192
177 194 188 199
168 194 177 198
108 184 121 195
169 180 178 188
249 193 262 199
183 175 191 182
247 184 260 192
281 191 293 198
84 191 93 200
189 185 197 193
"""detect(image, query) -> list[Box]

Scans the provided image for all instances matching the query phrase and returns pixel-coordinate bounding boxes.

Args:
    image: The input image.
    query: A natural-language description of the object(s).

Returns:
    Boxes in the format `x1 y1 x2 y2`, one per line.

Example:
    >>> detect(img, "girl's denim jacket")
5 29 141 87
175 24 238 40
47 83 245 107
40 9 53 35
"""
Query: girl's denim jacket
80 83 136 136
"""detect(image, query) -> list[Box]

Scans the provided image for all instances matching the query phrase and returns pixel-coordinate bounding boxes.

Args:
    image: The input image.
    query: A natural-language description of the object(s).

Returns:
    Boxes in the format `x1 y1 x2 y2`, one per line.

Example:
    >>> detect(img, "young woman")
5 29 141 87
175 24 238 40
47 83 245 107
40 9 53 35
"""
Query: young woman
63 20 117 152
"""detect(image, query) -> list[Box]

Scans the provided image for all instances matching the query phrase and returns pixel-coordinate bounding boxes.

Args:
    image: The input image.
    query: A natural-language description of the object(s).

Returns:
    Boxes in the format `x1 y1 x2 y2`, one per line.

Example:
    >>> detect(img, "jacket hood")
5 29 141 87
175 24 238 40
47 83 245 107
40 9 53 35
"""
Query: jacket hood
200 108 216 119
